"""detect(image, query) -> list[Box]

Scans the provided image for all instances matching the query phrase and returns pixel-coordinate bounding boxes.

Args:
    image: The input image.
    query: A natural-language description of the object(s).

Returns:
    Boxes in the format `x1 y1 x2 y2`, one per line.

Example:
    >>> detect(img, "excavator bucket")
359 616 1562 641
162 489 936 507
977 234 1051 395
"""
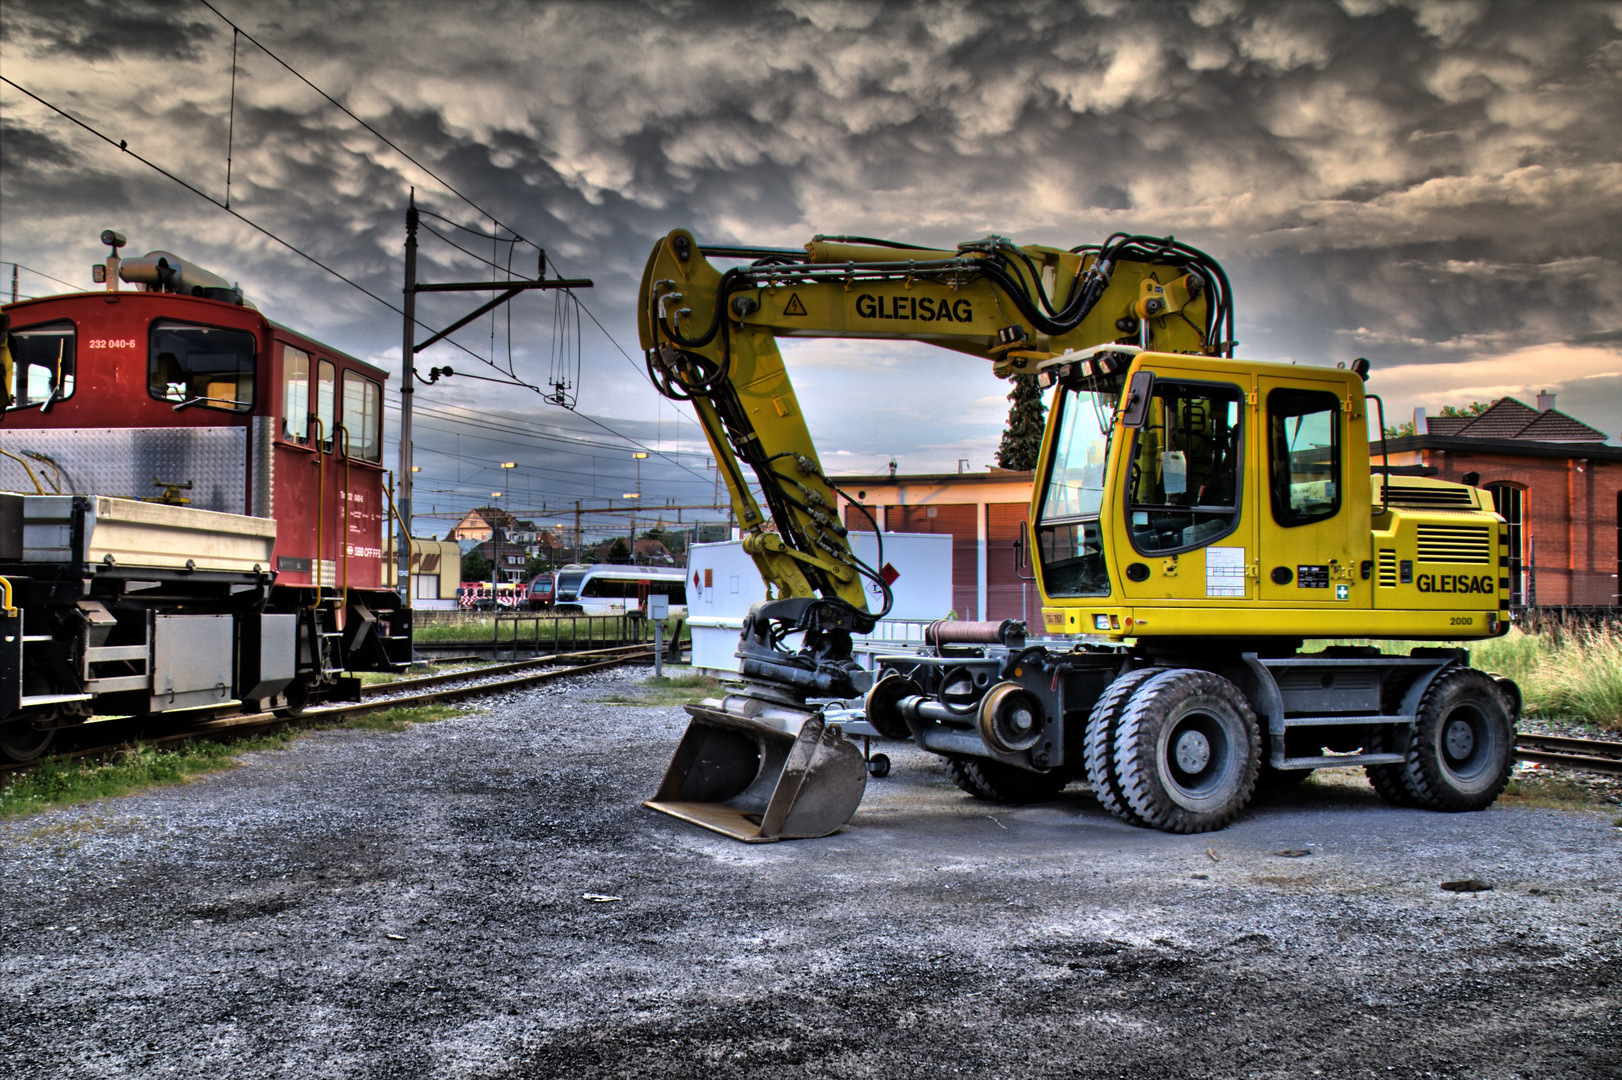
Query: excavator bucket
643 703 867 842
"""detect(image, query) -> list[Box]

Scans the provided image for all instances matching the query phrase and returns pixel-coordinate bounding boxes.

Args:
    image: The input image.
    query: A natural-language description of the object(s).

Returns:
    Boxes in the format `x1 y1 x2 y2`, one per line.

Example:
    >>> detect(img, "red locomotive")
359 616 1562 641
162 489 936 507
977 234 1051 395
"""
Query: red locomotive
0 231 410 760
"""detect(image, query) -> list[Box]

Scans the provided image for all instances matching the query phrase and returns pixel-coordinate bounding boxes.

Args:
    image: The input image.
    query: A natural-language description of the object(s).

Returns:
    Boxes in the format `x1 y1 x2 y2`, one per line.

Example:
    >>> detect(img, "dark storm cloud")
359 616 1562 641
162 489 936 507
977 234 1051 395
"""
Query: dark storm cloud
3 0 1620 502
6 0 217 61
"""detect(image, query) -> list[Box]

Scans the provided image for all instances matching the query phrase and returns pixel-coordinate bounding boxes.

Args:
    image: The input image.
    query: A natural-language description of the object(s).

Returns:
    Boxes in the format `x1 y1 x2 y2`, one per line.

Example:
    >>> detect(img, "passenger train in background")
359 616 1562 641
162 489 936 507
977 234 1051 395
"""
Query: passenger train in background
0 233 411 761
549 564 688 616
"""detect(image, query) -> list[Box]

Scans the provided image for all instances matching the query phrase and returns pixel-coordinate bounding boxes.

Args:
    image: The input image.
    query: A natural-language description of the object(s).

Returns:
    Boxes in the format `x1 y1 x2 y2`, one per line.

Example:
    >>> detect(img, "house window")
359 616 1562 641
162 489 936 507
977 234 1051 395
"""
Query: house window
1486 483 1524 605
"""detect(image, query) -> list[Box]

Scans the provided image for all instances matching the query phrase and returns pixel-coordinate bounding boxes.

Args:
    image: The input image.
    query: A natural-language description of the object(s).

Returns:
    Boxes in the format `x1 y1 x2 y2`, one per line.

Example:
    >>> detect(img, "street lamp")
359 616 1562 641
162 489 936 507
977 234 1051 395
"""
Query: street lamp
489 490 503 611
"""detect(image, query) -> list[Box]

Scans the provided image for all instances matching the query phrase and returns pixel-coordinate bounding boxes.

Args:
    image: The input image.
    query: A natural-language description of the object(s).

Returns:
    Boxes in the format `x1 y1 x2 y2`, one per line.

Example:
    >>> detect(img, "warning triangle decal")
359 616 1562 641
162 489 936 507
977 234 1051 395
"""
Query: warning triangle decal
783 293 808 316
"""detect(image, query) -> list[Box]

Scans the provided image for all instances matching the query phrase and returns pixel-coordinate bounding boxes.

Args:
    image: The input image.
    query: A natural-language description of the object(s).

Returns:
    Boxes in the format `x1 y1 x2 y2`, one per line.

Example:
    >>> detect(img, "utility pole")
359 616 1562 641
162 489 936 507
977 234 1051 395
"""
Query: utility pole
398 193 591 604
396 192 418 607
574 500 582 562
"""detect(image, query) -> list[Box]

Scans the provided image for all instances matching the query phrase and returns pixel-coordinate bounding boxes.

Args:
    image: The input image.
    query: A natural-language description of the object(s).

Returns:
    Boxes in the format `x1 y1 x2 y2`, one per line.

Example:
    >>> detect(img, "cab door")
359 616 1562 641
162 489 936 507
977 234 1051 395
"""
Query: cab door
1112 367 1255 605
1255 376 1364 606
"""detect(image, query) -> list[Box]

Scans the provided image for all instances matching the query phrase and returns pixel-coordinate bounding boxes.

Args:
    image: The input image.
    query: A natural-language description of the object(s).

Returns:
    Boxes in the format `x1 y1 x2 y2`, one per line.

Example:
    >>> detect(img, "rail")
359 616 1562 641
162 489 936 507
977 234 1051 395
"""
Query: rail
1514 732 1622 777
0 643 657 777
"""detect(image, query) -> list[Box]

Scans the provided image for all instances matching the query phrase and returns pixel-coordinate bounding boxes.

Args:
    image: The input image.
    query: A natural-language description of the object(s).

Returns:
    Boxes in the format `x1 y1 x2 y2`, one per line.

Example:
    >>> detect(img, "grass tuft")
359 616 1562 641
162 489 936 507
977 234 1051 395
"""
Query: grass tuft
0 706 471 819
0 734 294 819
597 668 725 707
340 705 471 732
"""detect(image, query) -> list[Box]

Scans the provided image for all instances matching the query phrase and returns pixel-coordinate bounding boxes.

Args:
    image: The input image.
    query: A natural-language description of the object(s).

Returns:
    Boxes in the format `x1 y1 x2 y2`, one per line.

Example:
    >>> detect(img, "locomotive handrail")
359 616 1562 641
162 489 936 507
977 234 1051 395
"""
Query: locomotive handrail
337 423 352 611
382 475 413 602
0 447 46 494
0 576 16 617
311 417 326 610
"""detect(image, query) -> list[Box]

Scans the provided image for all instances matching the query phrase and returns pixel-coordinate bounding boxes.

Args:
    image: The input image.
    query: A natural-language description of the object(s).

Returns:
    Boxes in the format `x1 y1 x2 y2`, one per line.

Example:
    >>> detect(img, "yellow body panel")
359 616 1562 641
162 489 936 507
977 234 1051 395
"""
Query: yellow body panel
1031 354 1506 641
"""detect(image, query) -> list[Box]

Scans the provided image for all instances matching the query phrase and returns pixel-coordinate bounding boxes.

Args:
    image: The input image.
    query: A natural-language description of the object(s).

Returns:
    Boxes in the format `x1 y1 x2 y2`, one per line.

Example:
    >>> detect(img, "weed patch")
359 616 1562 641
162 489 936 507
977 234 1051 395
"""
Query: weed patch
1498 772 1611 813
0 707 471 819
0 734 295 819
340 706 472 732
598 669 725 707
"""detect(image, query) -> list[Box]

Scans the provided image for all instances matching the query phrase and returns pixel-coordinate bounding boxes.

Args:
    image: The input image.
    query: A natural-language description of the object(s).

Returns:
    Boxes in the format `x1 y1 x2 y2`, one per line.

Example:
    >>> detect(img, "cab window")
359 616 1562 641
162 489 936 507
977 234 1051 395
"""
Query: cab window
282 346 310 443
8 321 76 410
315 360 336 450
1268 388 1342 527
1127 380 1243 554
1034 385 1117 597
149 321 255 411
341 370 382 462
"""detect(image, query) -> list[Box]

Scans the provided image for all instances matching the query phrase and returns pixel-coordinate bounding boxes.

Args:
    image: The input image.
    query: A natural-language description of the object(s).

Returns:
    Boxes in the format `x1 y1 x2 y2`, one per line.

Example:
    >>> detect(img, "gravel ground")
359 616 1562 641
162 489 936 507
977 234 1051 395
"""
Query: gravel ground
2 666 1619 1079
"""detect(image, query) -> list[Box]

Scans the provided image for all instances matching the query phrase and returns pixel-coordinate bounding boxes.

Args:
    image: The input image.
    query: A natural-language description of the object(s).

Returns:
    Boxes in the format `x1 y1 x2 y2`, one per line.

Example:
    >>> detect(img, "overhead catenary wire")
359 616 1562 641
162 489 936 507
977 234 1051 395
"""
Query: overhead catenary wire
0 75 712 486
188 1 716 464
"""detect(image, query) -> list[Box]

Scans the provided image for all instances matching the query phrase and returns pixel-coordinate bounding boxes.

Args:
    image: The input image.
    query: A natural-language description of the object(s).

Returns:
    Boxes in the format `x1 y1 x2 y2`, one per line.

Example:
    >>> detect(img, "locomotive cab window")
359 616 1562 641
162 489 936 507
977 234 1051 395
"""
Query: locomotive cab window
1267 388 1342 527
1127 380 1243 555
341 371 382 462
8 321 76 411
316 359 336 450
282 346 310 443
149 321 255 412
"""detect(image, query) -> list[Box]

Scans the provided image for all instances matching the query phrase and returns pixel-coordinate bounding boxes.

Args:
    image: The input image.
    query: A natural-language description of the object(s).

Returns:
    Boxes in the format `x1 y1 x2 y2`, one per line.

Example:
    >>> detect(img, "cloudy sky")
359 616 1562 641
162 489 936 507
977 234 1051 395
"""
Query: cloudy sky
3 0 1619 538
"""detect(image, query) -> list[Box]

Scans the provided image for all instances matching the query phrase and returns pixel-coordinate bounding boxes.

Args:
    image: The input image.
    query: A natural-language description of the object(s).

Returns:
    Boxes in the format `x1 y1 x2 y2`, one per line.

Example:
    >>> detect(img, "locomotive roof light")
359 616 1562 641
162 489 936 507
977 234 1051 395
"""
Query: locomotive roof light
99 229 127 292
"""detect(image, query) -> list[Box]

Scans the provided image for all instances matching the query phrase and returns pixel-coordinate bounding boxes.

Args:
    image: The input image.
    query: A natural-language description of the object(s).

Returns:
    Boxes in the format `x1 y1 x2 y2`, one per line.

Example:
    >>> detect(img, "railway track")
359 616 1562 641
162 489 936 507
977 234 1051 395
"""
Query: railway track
0 643 656 778
1514 732 1622 777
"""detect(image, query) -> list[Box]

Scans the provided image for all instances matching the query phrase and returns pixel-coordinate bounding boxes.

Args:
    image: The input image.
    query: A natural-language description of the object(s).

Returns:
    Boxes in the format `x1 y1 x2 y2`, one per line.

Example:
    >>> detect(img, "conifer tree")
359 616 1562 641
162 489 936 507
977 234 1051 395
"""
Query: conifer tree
995 375 1046 471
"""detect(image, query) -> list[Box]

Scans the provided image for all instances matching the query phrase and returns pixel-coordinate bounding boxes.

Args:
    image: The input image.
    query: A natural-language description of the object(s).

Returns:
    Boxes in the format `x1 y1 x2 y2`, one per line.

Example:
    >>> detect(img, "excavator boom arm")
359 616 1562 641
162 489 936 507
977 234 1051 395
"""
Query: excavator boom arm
637 228 1232 616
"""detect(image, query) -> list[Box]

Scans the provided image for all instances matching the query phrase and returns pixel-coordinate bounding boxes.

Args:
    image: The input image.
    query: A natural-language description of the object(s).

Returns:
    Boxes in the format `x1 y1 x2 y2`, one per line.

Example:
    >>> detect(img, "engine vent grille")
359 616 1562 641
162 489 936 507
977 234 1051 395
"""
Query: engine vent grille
1385 485 1476 509
1416 525 1493 564
1377 550 1398 587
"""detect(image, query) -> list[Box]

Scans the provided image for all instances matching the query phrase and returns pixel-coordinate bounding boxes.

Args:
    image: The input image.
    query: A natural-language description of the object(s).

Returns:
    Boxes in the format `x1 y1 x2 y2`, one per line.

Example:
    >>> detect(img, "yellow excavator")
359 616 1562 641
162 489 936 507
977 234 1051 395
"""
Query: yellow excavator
638 228 1517 841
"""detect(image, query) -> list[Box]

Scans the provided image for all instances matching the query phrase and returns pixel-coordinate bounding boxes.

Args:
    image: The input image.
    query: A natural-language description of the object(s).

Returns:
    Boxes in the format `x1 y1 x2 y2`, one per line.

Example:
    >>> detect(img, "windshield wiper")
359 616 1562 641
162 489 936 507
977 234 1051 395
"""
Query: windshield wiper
172 394 245 412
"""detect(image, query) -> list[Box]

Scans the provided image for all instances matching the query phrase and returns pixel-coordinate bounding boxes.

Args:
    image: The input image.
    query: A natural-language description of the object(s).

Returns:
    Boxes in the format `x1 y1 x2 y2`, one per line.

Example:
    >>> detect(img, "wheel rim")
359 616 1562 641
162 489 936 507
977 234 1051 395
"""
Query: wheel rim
1436 702 1495 789
0 720 55 763
1156 707 1238 809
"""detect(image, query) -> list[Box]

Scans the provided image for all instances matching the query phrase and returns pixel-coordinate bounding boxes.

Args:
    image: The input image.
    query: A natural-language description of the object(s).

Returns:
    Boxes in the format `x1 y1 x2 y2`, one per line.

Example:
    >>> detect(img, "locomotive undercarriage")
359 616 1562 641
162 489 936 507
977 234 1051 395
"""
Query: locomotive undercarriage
0 563 411 762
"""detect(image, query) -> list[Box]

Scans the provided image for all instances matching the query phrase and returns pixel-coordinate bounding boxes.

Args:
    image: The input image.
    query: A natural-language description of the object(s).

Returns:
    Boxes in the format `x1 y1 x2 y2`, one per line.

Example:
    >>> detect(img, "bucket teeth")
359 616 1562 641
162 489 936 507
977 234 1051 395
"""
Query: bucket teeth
643 704 867 842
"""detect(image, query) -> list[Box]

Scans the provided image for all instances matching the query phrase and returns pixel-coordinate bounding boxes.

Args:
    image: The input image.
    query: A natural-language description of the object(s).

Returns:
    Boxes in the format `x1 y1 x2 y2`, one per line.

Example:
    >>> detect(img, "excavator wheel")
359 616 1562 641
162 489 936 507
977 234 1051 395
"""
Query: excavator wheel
1364 723 1420 808
1082 667 1160 825
1112 669 1261 834
1401 668 1515 812
945 757 1070 804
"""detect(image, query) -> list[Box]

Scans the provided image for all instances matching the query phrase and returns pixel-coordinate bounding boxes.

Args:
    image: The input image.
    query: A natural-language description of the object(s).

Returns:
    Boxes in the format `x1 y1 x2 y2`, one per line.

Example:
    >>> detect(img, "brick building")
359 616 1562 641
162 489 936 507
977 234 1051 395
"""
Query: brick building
1379 395 1620 607
835 468 1038 623
833 391 1621 620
